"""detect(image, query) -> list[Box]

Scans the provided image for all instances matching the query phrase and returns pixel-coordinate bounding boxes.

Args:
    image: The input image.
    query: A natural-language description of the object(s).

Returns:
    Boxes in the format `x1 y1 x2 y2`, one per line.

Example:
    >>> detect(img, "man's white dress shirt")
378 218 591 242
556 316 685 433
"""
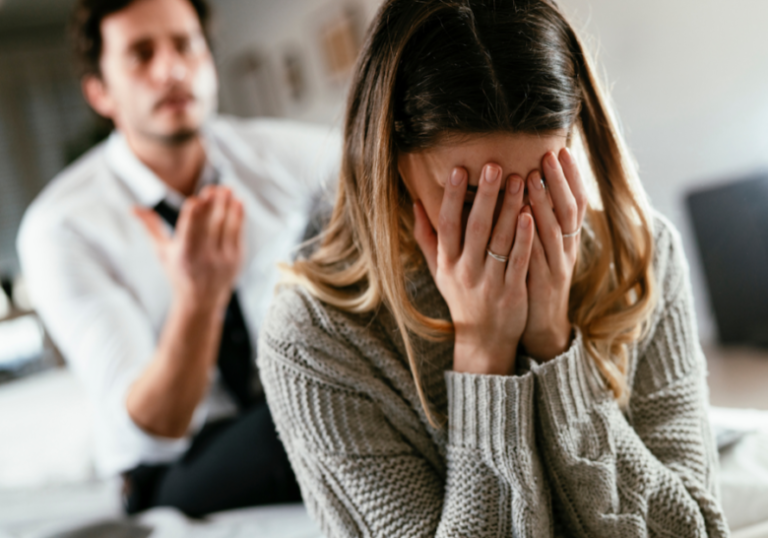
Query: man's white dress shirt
17 116 340 477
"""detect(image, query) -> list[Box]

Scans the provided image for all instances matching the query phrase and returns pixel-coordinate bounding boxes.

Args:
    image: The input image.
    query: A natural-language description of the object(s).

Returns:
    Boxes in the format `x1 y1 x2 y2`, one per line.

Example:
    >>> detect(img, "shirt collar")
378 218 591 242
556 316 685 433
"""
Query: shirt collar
105 130 219 211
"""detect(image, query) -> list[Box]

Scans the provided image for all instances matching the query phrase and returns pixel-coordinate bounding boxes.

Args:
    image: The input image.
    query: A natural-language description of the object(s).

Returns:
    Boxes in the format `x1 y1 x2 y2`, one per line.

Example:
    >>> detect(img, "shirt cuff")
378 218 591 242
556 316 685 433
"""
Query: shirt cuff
94 373 201 476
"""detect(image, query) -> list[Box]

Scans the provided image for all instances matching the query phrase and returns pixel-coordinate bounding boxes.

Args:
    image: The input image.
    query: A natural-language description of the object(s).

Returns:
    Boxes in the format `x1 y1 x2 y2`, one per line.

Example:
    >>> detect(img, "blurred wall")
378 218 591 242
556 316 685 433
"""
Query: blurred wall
209 0 768 342
1 0 767 342
0 0 89 277
210 0 382 126
558 0 768 341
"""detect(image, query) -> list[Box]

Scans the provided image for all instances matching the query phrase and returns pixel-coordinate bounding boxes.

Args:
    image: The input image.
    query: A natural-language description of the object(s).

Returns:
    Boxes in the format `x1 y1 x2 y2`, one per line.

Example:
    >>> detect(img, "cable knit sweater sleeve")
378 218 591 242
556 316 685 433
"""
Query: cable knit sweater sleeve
258 287 551 537
441 371 552 536
530 216 729 537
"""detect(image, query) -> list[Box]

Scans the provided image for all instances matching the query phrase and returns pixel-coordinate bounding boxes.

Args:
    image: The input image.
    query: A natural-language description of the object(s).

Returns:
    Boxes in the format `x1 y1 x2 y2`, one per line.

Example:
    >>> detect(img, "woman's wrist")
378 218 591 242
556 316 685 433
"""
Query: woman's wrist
453 338 518 376
522 324 573 362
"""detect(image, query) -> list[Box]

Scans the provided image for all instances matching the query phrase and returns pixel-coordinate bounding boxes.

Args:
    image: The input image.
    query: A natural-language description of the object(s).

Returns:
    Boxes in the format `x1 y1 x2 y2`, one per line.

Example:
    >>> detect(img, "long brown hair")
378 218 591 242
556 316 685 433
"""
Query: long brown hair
283 0 657 424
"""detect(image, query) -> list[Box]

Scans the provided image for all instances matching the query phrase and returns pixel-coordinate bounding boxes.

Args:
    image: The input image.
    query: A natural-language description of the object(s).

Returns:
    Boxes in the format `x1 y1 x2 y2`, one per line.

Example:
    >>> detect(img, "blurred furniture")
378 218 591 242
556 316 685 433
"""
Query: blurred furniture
706 344 768 536
0 276 66 384
706 344 768 411
712 407 768 537
0 308 64 384
0 37 92 276
687 173 768 346
1 367 767 537
0 368 322 538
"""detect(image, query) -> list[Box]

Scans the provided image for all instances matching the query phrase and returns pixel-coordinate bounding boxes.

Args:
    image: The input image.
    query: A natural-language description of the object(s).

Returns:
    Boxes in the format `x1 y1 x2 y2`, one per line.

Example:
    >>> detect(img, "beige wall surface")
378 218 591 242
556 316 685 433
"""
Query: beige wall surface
555 0 768 341
1 0 766 337
210 0 768 342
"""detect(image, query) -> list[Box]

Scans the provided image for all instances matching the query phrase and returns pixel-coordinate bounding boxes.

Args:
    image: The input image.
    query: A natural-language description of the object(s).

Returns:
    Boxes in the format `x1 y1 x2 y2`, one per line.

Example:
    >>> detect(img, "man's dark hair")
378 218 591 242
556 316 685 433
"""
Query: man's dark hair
71 0 211 78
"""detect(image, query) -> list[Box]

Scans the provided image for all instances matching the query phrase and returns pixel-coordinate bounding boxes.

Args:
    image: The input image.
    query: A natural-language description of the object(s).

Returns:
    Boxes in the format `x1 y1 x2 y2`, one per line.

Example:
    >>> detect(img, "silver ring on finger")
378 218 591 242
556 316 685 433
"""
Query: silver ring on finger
562 227 581 239
486 248 509 263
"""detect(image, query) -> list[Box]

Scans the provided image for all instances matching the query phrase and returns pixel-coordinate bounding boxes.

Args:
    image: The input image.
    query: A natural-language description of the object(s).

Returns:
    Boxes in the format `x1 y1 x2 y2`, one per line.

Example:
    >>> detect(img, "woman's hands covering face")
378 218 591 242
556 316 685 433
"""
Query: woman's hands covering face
522 148 588 361
413 147 588 374
413 164 534 376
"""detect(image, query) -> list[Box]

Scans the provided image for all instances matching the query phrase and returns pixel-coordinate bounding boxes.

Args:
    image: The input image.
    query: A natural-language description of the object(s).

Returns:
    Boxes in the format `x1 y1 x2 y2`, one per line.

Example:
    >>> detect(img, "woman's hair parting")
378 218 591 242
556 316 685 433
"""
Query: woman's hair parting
284 0 657 425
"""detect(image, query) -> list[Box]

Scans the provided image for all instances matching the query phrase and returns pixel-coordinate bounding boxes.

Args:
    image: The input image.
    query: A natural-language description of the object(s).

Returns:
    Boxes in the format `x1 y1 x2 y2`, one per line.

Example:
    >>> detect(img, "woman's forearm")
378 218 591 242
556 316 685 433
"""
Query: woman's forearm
532 322 728 537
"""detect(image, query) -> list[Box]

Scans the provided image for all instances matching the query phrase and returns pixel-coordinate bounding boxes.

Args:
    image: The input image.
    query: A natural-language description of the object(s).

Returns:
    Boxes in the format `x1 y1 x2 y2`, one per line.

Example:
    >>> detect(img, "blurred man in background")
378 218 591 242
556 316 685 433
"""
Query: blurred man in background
17 0 339 517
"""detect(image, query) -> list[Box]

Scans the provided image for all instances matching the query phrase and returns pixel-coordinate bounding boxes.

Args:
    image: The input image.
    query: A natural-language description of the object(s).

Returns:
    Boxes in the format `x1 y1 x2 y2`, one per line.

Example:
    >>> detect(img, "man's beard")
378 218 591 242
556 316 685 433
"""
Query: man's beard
142 126 200 147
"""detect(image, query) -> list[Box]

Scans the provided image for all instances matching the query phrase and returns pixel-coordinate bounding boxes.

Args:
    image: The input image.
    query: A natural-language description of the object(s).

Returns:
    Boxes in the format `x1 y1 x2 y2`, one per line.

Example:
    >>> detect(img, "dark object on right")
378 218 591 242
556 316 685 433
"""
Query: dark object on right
687 172 768 346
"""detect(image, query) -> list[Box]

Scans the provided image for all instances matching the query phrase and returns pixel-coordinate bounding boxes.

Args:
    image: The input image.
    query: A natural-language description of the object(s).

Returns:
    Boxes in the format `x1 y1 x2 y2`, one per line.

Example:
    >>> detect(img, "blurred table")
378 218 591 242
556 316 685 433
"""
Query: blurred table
704 344 768 410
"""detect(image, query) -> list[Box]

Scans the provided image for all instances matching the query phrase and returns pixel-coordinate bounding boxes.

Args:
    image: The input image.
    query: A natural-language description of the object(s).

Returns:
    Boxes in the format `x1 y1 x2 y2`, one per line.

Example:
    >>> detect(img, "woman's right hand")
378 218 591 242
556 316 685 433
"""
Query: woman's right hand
413 163 534 376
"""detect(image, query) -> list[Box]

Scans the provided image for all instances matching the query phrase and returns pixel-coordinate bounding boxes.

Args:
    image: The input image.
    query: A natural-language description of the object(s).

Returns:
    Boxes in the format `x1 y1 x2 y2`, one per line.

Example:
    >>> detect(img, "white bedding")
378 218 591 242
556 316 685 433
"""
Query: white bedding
137 505 321 538
711 407 768 532
1 496 320 538
1 368 767 537
0 369 94 489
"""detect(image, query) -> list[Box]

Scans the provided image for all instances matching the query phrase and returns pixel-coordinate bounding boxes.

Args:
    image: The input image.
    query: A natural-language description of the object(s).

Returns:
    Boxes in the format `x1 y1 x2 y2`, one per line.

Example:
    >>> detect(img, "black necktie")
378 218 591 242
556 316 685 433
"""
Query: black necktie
153 200 256 410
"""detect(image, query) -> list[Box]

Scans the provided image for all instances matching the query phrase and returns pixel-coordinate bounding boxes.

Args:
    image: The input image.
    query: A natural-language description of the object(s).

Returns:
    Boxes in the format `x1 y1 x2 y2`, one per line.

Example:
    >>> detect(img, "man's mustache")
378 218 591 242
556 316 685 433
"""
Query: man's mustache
153 90 196 111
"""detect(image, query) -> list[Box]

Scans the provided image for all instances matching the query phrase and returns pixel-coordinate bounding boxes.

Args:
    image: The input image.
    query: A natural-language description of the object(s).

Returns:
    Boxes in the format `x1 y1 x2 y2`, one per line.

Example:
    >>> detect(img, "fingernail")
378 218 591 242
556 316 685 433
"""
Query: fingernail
484 165 500 183
561 147 573 165
519 214 530 229
508 176 522 194
450 168 464 186
531 172 544 191
546 152 558 169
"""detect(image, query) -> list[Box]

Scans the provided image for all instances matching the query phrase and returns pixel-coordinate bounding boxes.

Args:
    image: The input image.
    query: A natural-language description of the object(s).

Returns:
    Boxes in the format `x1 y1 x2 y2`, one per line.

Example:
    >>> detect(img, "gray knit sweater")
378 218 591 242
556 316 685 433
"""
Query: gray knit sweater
258 214 730 537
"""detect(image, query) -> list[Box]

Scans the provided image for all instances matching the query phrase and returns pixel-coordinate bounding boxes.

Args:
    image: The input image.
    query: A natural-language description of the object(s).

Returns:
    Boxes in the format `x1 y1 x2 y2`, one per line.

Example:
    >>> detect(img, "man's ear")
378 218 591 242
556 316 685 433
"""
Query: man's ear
82 75 115 120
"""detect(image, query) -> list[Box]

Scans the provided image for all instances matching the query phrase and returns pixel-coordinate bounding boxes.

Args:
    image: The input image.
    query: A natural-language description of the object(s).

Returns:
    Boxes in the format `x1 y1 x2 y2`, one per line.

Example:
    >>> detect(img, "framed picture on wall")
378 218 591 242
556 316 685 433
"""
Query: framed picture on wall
313 2 364 84
225 49 283 118
281 46 308 105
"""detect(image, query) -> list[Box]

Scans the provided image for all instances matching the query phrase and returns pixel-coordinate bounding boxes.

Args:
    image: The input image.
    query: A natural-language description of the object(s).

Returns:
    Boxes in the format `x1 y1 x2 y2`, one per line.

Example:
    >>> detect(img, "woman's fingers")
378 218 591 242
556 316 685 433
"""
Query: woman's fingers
463 163 503 266
542 151 579 236
527 169 565 272
505 209 534 285
437 167 468 264
559 147 588 225
485 174 524 278
529 219 548 277
413 201 438 278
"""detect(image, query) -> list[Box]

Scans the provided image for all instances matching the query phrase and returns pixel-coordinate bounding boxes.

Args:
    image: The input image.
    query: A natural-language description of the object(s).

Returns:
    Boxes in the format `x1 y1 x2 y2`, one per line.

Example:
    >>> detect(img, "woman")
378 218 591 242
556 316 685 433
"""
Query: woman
258 0 730 535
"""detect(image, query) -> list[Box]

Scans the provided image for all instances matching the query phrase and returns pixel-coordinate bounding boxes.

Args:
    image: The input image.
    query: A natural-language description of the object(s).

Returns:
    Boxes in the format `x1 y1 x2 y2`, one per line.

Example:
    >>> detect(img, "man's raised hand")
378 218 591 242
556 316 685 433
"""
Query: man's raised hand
133 185 245 313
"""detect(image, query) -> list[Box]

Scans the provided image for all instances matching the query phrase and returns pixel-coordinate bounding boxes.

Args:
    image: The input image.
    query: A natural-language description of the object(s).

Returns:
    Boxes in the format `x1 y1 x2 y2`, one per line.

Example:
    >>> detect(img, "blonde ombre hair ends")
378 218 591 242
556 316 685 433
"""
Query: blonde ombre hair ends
282 0 657 423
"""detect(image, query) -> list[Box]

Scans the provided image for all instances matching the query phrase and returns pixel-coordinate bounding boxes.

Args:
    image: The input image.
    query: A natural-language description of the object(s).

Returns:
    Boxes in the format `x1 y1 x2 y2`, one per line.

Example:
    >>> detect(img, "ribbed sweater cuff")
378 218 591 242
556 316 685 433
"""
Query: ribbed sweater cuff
531 328 612 428
444 370 535 456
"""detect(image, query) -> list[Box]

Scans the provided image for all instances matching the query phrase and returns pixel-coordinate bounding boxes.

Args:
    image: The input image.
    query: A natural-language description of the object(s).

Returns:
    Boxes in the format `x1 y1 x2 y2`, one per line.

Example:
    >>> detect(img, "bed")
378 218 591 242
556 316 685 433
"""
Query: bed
1 368 766 537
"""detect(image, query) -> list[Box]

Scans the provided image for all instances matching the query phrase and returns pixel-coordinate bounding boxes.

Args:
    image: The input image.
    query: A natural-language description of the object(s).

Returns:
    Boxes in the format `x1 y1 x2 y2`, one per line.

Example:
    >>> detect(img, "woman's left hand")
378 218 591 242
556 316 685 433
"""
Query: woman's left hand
522 147 588 361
